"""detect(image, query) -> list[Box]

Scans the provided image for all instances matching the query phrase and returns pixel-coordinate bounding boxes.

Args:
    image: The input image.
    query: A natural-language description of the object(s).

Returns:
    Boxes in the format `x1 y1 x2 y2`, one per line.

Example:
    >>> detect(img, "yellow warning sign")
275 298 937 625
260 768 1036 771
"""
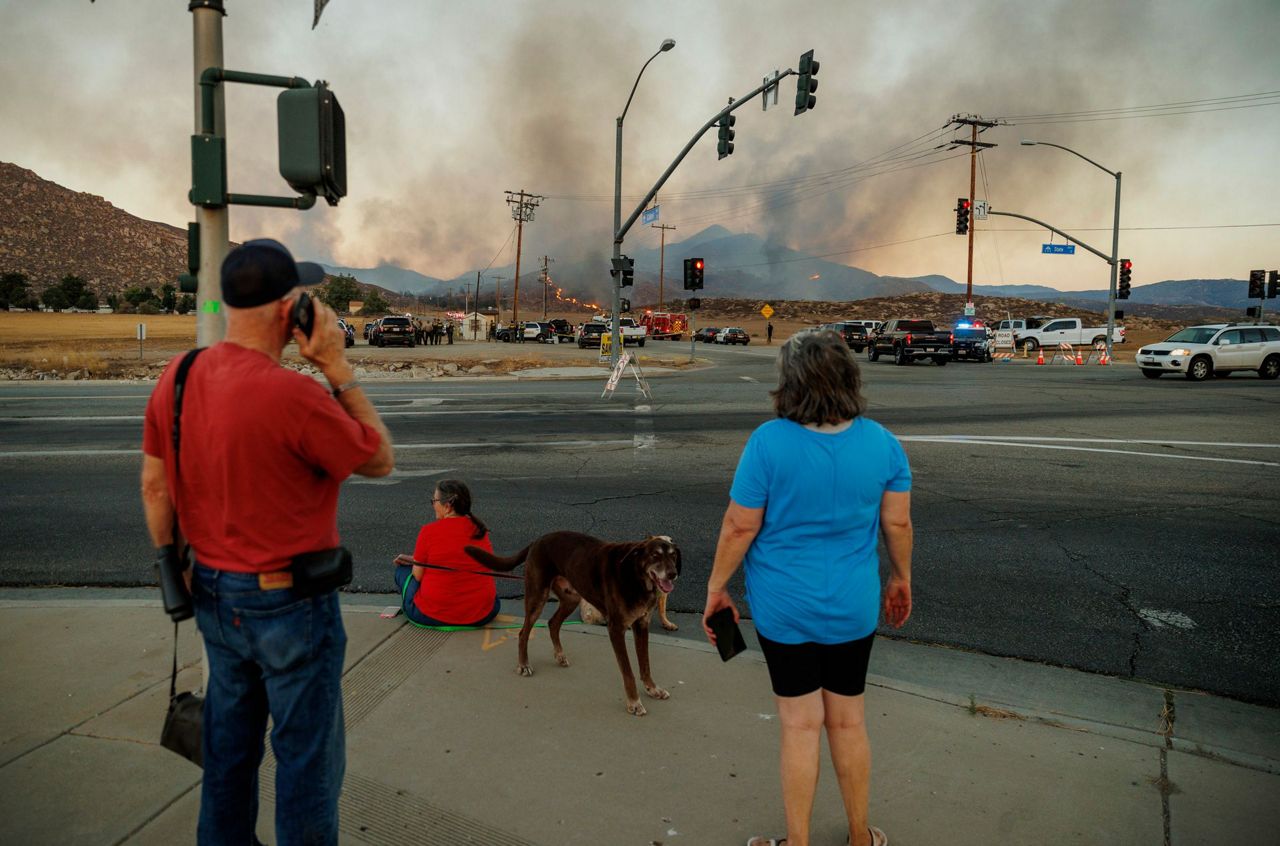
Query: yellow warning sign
760 304 775 319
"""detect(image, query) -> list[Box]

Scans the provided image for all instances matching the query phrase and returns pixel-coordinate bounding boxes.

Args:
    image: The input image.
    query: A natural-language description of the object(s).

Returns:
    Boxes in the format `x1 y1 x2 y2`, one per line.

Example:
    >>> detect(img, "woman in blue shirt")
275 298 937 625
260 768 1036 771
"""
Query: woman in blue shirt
702 328 913 846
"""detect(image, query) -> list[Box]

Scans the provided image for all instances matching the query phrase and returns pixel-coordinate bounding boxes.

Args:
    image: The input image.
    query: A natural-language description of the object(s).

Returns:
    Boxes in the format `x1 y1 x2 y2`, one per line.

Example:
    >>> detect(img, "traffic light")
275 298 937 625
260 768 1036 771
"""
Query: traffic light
1118 259 1132 299
1268 270 1279 299
717 113 736 160
277 81 347 206
177 222 200 294
612 255 634 287
955 198 970 235
1248 269 1265 299
620 298 631 313
794 49 819 115
683 257 705 290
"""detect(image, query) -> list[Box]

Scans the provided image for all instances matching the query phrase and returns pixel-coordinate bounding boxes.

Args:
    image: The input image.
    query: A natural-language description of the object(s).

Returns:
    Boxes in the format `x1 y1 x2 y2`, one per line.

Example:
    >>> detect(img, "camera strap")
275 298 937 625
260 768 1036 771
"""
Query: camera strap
168 348 205 545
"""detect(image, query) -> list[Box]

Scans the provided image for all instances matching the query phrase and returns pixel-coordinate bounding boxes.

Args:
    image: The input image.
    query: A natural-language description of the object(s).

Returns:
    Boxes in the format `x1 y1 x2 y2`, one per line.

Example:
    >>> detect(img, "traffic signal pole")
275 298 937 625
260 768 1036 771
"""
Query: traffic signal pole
1105 172 1122 361
967 122 977 305
191 0 228 347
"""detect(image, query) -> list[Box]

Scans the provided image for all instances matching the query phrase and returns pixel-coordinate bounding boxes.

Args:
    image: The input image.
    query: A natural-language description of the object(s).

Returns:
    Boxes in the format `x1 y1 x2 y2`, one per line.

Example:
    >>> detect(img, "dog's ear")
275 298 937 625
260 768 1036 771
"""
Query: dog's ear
617 544 645 569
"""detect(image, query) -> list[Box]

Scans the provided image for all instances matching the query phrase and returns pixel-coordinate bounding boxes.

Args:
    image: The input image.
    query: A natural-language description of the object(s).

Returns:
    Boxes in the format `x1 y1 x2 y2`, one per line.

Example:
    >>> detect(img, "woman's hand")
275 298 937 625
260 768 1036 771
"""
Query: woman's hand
701 589 739 645
883 576 912 629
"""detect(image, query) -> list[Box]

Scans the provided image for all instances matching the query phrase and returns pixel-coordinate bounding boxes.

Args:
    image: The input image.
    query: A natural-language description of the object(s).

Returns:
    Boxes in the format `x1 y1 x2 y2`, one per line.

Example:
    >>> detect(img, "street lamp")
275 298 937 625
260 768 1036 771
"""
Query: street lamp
611 38 676 367
1020 139 1122 361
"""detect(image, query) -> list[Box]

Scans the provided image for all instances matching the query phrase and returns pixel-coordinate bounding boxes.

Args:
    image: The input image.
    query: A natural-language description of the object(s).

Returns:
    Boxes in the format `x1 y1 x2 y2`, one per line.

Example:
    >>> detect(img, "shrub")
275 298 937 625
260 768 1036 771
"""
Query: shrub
137 302 161 315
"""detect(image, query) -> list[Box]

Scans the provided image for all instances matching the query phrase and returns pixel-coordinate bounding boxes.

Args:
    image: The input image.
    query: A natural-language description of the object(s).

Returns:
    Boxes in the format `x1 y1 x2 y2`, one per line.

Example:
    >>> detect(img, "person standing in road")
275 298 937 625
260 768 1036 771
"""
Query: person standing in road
767 321 774 344
140 239 395 846
446 321 454 345
702 328 912 846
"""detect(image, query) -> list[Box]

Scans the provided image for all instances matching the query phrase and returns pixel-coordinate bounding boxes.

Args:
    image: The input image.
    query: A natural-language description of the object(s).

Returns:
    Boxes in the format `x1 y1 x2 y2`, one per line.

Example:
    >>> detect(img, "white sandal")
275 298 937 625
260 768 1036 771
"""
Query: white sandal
746 838 785 846
847 828 889 846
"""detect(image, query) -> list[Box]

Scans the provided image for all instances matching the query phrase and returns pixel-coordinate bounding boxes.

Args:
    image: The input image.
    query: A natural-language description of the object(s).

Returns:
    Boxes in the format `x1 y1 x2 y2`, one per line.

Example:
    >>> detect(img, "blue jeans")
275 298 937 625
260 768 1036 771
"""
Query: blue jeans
192 565 347 846
394 563 501 627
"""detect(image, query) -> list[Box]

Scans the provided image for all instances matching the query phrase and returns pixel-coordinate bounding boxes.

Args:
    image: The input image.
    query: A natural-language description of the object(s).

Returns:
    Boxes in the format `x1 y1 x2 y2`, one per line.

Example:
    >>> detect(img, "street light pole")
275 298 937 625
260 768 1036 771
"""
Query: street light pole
1021 140 1121 361
613 38 675 368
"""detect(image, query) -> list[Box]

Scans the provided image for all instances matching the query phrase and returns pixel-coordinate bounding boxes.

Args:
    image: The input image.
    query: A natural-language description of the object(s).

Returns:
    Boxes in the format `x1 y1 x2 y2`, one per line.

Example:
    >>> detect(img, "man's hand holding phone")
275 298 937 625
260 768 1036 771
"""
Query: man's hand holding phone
292 296 346 373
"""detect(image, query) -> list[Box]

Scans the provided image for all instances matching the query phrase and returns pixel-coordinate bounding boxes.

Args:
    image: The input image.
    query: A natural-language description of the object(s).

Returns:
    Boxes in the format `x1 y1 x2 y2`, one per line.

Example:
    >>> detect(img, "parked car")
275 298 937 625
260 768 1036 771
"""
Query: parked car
522 321 556 343
337 318 355 348
694 327 720 343
1136 324 1280 381
826 321 869 352
950 326 991 362
715 327 750 345
548 318 574 341
370 315 416 348
576 322 608 348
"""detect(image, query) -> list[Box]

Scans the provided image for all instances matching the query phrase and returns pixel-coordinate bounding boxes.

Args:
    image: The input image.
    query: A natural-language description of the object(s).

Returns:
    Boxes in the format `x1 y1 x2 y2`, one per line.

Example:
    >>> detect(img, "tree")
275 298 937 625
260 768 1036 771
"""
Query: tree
41 286 71 311
160 283 177 313
76 292 99 311
58 275 88 306
1 272 31 309
319 274 361 312
123 286 159 307
137 301 161 315
361 289 391 316
105 293 120 312
176 294 195 315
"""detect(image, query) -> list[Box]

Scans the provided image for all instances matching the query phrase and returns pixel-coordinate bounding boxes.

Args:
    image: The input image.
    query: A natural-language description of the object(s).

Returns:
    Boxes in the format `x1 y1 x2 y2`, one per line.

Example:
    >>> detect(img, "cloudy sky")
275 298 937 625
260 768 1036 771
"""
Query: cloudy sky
1 0 1277 294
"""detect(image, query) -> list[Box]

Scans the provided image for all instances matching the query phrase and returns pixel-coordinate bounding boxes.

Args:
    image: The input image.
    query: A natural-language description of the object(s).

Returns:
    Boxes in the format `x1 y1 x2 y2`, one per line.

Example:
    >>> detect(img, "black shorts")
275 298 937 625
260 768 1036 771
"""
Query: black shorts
756 631 875 698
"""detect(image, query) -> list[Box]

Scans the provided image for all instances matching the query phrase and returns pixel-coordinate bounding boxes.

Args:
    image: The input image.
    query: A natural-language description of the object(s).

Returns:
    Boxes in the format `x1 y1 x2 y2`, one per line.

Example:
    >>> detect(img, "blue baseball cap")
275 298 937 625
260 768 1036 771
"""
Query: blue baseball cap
220 239 326 308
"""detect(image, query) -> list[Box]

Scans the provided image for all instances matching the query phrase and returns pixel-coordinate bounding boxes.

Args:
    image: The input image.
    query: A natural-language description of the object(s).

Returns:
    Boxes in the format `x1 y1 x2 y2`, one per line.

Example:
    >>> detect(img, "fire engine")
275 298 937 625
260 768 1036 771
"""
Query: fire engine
638 311 689 341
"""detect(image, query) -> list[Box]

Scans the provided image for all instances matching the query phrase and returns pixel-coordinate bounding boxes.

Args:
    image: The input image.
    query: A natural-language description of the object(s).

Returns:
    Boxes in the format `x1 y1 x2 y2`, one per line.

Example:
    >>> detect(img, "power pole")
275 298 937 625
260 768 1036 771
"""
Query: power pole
651 223 676 310
947 114 1001 309
540 255 554 318
473 271 481 340
505 189 543 332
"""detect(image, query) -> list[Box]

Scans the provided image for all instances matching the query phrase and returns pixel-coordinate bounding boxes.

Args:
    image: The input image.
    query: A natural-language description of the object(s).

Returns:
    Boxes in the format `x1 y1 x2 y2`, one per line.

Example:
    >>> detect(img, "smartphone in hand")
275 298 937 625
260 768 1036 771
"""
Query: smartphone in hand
292 291 315 339
707 607 747 662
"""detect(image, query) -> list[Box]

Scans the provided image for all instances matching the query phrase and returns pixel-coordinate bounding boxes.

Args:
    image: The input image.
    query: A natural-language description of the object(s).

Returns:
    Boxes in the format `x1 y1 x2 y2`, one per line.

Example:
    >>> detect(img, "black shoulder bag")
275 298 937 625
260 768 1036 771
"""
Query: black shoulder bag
159 348 205 767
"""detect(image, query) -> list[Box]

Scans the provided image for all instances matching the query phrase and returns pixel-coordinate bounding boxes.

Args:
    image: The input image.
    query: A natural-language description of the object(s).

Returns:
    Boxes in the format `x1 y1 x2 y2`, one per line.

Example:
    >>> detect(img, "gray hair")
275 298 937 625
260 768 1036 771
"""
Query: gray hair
770 328 867 425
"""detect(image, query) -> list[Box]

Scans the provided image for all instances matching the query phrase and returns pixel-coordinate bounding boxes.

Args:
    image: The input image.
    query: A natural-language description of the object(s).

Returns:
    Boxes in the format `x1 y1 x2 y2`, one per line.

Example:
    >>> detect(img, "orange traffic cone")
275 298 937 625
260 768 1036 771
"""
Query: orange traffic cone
1036 348 1045 365
1075 350 1084 365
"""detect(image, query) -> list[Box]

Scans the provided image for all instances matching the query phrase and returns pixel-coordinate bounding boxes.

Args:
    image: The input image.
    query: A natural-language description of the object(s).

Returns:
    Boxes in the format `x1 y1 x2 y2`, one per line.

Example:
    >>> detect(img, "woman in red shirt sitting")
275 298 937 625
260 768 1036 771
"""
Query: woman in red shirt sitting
394 479 500 627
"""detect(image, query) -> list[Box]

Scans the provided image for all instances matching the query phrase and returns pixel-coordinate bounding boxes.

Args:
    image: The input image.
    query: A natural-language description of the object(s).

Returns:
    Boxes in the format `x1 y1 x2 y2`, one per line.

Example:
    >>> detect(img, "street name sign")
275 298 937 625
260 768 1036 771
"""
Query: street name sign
1042 244 1075 255
642 206 659 224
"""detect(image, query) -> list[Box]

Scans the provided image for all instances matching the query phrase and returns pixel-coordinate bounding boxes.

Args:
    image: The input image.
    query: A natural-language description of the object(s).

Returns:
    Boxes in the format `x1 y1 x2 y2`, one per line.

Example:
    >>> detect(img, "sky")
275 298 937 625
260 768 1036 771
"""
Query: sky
1 0 1277 294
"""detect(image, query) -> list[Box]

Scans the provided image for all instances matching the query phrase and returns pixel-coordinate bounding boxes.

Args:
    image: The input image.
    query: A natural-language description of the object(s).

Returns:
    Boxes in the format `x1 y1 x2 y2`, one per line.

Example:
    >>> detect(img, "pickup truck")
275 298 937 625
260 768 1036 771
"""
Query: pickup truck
1011 317 1125 351
867 319 952 366
594 315 647 346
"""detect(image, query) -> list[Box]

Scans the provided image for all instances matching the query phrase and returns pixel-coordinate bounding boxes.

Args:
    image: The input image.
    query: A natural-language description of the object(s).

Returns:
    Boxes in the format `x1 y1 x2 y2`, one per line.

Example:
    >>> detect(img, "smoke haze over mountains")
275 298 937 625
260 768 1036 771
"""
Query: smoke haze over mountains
1 0 1276 305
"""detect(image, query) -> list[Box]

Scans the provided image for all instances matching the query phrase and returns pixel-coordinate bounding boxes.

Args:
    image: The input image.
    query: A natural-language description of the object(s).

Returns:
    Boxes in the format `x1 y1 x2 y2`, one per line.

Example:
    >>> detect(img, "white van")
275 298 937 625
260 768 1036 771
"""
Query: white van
845 319 884 333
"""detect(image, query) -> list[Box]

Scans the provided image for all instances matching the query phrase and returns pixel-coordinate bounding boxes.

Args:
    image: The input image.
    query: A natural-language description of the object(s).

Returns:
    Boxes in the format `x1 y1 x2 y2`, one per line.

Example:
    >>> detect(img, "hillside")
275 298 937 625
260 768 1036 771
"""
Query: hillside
0 162 189 295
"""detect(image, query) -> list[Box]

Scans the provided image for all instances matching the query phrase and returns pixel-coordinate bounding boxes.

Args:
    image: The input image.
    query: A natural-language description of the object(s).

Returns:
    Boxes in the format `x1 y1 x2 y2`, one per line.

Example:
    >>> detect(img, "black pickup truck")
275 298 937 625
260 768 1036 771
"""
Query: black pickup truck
867 319 952 366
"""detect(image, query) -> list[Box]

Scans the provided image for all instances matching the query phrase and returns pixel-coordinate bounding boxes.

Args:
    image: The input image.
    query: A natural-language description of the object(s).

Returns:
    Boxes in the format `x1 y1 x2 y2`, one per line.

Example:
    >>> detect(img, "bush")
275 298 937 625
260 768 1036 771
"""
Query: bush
137 302 161 315
117 301 137 314
41 287 71 311
175 294 195 315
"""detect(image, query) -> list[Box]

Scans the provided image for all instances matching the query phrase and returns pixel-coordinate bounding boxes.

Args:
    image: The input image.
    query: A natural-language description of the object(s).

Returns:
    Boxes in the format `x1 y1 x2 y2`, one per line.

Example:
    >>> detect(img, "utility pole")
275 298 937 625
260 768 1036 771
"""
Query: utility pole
947 115 1001 309
505 189 543 334
473 271 482 340
191 0 228 347
540 255 554 318
651 223 676 310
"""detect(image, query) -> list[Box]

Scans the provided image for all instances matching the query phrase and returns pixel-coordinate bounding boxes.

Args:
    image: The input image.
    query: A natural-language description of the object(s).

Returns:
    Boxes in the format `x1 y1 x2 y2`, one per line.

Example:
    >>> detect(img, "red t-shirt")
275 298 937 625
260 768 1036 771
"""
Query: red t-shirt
412 517 496 623
142 342 381 573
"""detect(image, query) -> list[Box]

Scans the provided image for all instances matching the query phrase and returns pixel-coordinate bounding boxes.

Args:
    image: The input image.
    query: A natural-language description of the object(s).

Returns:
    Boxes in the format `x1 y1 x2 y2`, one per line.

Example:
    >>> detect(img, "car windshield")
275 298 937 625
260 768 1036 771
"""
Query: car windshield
1164 327 1218 344
382 317 410 326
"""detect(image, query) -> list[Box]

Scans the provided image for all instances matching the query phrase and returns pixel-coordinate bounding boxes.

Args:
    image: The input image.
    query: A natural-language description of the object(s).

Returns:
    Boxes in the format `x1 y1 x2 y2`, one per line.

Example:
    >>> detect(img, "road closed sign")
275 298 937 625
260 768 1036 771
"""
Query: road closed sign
760 304 774 318
995 329 1015 349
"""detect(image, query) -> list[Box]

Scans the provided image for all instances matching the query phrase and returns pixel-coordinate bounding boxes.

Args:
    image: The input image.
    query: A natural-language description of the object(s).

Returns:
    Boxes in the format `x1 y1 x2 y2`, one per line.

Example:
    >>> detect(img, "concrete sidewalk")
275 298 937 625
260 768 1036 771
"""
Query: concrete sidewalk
1 590 1276 846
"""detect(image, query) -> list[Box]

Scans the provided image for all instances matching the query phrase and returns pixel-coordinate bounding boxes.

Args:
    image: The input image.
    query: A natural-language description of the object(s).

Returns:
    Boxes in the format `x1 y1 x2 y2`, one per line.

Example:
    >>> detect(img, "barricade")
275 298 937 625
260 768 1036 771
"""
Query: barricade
993 352 1014 362
1050 343 1076 365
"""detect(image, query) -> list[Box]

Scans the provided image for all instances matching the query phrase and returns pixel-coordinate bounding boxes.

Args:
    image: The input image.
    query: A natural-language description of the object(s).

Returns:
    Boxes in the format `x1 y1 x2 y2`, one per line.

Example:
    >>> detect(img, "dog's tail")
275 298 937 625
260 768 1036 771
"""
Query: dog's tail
464 543 530 572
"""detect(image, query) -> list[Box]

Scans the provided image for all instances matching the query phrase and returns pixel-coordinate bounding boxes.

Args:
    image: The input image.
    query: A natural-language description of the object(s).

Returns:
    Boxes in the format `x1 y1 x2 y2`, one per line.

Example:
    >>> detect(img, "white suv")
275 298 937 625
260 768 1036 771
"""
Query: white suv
1137 324 1280 381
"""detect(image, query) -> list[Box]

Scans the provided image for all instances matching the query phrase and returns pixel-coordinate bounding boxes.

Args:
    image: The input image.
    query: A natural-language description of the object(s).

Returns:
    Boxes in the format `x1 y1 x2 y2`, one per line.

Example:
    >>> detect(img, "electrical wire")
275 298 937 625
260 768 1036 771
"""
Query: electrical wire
977 151 1006 285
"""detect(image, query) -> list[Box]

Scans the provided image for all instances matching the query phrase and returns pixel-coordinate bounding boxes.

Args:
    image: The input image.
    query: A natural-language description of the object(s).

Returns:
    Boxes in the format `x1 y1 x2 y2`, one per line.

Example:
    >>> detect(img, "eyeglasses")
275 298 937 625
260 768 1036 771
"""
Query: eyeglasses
431 497 451 505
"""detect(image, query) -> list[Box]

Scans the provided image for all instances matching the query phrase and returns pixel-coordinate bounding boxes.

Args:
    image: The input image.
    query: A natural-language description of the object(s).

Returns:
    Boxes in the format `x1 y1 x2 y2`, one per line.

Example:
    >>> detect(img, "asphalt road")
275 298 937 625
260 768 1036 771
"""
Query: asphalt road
2 345 1278 704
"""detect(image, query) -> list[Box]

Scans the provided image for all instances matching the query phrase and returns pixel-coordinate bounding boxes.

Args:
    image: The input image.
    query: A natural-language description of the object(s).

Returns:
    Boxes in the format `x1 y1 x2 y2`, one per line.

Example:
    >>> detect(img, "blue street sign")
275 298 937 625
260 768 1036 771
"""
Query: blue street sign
642 206 659 224
1042 243 1075 255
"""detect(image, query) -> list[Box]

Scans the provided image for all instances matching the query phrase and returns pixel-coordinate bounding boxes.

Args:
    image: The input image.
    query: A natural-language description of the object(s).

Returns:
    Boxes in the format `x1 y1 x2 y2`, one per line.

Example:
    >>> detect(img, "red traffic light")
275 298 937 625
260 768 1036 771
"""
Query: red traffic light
694 260 704 270
960 199 971 210
1121 259 1132 271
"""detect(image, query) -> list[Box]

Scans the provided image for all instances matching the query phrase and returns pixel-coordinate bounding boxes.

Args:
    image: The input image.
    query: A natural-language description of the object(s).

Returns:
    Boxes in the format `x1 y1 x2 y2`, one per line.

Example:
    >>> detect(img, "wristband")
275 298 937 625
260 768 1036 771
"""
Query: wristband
331 379 361 398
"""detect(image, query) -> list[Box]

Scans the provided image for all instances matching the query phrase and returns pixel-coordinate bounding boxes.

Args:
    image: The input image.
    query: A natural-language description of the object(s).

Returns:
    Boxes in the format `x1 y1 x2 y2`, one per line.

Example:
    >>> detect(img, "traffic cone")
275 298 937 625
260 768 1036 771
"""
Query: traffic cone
1036 348 1045 365
1075 350 1084 365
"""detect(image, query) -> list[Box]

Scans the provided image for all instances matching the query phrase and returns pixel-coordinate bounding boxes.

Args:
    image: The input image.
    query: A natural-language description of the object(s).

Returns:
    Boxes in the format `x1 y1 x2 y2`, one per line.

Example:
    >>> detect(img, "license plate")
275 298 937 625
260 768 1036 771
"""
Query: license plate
925 347 936 352
1139 356 1153 363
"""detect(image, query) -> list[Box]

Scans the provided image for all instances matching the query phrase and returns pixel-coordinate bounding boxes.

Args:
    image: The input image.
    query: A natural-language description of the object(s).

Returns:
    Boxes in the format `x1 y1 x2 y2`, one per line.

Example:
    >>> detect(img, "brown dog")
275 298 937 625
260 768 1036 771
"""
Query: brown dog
465 531 681 716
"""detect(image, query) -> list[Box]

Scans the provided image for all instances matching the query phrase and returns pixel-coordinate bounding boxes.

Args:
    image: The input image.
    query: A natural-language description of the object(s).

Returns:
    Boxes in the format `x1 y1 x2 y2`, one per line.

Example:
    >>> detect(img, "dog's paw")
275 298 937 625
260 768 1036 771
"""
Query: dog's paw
517 664 534 677
626 700 648 717
645 685 670 700
554 653 571 668
660 618 679 631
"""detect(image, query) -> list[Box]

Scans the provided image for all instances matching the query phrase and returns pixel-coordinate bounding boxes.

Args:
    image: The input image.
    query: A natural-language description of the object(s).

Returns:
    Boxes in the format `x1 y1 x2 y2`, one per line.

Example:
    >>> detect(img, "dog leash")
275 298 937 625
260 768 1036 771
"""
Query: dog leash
393 554 525 582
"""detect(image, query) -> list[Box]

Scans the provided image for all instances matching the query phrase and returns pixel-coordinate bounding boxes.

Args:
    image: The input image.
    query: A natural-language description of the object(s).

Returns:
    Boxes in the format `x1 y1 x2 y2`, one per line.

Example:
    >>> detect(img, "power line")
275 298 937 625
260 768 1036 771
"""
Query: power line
999 89 1280 120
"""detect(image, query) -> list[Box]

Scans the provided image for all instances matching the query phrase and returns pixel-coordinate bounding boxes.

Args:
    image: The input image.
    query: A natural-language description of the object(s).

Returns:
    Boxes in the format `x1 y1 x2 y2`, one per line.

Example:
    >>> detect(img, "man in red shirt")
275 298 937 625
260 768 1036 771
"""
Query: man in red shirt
140 239 393 845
